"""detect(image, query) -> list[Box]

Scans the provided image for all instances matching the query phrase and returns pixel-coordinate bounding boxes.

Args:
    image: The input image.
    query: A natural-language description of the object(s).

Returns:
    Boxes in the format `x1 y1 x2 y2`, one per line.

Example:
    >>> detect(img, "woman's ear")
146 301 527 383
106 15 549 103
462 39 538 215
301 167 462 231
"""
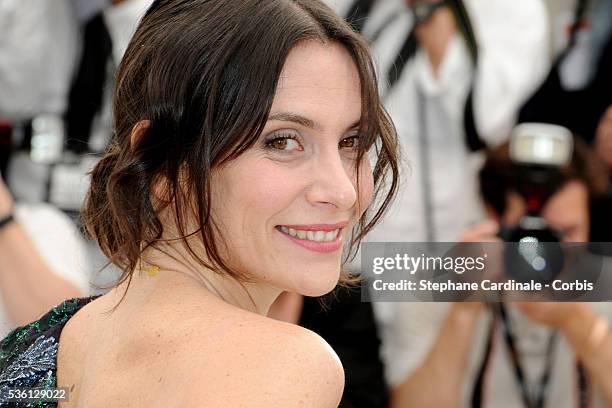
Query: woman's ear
130 120 151 151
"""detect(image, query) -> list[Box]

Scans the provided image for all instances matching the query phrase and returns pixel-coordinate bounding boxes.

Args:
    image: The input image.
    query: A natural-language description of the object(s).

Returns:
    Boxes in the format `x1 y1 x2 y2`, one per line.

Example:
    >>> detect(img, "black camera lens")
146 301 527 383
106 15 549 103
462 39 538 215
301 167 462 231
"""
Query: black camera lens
499 219 564 284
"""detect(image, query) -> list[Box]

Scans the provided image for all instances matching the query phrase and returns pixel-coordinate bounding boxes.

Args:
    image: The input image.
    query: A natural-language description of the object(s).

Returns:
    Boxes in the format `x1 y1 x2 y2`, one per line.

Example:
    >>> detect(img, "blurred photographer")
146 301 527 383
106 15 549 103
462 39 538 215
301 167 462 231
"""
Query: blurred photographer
389 125 612 407
520 0 612 244
331 0 550 245
336 5 551 396
0 0 78 122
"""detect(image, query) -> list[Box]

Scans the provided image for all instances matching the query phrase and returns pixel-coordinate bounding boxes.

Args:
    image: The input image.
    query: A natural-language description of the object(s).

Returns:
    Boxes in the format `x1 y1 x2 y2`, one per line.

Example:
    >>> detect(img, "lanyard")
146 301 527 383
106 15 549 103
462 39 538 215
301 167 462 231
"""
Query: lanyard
498 303 557 408
472 304 590 408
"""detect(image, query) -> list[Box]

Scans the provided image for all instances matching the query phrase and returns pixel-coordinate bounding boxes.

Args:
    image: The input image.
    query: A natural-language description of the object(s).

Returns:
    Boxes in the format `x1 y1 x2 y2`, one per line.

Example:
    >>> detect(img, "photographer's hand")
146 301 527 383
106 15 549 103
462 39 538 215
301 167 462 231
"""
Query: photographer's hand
516 302 612 403
391 302 483 408
0 174 13 217
459 220 500 243
595 106 612 168
515 301 585 329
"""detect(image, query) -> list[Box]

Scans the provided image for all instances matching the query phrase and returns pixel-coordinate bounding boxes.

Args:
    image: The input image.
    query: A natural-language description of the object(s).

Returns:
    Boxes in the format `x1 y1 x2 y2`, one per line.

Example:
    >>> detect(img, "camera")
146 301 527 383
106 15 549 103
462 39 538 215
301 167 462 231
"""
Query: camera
498 123 573 284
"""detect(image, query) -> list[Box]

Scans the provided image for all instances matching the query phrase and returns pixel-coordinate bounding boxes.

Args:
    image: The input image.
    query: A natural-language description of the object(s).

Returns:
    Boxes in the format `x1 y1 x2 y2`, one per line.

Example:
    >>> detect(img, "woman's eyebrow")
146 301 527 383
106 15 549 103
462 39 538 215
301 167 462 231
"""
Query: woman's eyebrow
268 111 361 131
268 112 321 130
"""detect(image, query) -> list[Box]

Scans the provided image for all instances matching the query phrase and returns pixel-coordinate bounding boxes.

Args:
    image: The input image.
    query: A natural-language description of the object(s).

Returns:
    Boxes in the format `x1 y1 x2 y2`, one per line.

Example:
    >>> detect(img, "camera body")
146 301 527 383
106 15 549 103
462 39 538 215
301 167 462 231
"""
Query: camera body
499 123 573 284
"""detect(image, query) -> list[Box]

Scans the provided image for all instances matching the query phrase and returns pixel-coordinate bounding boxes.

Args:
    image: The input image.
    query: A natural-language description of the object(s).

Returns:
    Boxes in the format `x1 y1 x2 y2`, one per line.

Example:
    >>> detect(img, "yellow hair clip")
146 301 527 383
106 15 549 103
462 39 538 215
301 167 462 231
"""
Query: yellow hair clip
147 265 160 277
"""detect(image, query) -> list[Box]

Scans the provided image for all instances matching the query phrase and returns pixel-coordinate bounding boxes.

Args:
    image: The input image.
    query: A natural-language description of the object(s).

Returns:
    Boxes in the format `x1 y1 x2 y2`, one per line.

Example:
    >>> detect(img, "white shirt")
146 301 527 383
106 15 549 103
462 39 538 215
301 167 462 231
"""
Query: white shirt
0 0 78 120
351 0 551 243
87 0 153 152
102 0 153 67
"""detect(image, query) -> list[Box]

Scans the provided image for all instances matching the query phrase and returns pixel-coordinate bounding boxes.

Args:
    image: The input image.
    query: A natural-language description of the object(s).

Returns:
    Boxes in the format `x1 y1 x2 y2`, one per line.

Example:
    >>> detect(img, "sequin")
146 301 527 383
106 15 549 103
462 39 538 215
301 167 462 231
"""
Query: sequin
0 296 100 408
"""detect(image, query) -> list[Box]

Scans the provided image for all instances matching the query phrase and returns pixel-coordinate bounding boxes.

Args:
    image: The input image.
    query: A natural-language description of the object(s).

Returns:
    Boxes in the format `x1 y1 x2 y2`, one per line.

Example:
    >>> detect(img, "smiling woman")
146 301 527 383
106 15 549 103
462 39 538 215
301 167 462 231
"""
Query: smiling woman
207 40 381 298
0 0 399 407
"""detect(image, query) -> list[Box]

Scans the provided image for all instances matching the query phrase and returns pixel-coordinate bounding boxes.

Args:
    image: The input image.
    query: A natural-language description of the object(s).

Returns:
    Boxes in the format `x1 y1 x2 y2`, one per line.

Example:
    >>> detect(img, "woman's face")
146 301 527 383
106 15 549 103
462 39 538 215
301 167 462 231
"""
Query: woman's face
210 40 374 296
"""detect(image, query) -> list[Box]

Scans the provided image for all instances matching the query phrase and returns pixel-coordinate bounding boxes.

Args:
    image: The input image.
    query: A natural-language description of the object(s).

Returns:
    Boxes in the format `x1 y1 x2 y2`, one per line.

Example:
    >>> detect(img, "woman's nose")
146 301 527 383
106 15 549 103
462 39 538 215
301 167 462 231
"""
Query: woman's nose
305 152 357 211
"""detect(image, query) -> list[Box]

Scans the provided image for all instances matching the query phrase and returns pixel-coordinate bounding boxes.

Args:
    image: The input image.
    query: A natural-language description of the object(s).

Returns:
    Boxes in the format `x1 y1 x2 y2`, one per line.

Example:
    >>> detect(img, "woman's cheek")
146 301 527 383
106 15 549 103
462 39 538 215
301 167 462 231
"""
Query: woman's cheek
254 162 305 200
357 159 374 215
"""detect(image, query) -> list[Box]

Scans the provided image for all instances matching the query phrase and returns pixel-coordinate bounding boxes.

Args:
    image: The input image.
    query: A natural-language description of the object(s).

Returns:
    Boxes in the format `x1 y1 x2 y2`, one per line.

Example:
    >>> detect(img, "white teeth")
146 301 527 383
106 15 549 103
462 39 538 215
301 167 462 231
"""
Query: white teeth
281 227 340 242
323 230 336 241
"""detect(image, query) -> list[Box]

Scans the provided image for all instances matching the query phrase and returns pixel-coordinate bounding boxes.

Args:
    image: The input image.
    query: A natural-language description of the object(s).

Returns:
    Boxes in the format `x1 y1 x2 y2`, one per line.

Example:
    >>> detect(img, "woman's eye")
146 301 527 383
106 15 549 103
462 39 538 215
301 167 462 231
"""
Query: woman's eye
339 135 359 149
265 135 303 152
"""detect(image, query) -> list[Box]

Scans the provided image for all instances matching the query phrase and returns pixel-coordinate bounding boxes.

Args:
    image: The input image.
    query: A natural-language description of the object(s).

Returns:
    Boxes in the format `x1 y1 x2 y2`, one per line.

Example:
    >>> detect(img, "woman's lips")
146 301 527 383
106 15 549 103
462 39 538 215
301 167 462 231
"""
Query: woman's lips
280 221 348 231
276 223 346 253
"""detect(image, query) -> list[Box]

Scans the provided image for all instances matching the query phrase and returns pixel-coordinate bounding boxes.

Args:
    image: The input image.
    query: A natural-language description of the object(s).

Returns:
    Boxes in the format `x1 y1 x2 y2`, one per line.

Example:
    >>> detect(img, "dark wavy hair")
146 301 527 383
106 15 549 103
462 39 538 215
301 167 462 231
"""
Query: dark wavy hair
82 0 399 290
480 137 609 216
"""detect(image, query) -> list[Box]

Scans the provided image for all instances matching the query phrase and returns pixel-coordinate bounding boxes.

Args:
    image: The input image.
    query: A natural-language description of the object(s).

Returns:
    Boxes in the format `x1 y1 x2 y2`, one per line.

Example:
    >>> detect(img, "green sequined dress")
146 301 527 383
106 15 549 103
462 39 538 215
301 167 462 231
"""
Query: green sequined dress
0 296 100 407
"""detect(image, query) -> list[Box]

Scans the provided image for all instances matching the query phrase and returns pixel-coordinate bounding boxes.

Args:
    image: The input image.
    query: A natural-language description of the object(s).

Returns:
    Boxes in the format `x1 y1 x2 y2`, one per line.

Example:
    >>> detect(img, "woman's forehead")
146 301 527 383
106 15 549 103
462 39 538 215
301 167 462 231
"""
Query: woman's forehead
272 41 361 131
276 41 360 92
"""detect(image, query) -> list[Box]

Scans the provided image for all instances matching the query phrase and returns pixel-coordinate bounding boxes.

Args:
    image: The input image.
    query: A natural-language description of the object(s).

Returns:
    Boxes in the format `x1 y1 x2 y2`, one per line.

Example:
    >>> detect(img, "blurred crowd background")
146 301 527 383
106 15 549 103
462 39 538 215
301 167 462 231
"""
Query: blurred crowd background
1 0 612 406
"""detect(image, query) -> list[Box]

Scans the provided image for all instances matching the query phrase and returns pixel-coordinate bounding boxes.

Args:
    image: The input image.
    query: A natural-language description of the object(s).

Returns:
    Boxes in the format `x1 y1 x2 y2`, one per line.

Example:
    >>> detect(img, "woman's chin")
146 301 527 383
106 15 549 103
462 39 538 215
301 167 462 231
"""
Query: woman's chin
295 268 341 297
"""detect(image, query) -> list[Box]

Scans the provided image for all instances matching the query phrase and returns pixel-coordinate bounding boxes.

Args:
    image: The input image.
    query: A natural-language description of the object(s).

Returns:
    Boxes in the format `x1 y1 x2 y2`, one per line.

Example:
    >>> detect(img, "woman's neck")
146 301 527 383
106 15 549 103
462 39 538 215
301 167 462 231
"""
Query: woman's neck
116 241 282 316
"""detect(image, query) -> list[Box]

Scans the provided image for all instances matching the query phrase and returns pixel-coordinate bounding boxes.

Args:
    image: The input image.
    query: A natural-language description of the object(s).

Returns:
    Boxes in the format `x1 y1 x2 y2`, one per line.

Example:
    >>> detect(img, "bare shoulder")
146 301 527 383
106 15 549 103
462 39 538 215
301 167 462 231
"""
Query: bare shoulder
181 313 345 407
58 293 344 407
